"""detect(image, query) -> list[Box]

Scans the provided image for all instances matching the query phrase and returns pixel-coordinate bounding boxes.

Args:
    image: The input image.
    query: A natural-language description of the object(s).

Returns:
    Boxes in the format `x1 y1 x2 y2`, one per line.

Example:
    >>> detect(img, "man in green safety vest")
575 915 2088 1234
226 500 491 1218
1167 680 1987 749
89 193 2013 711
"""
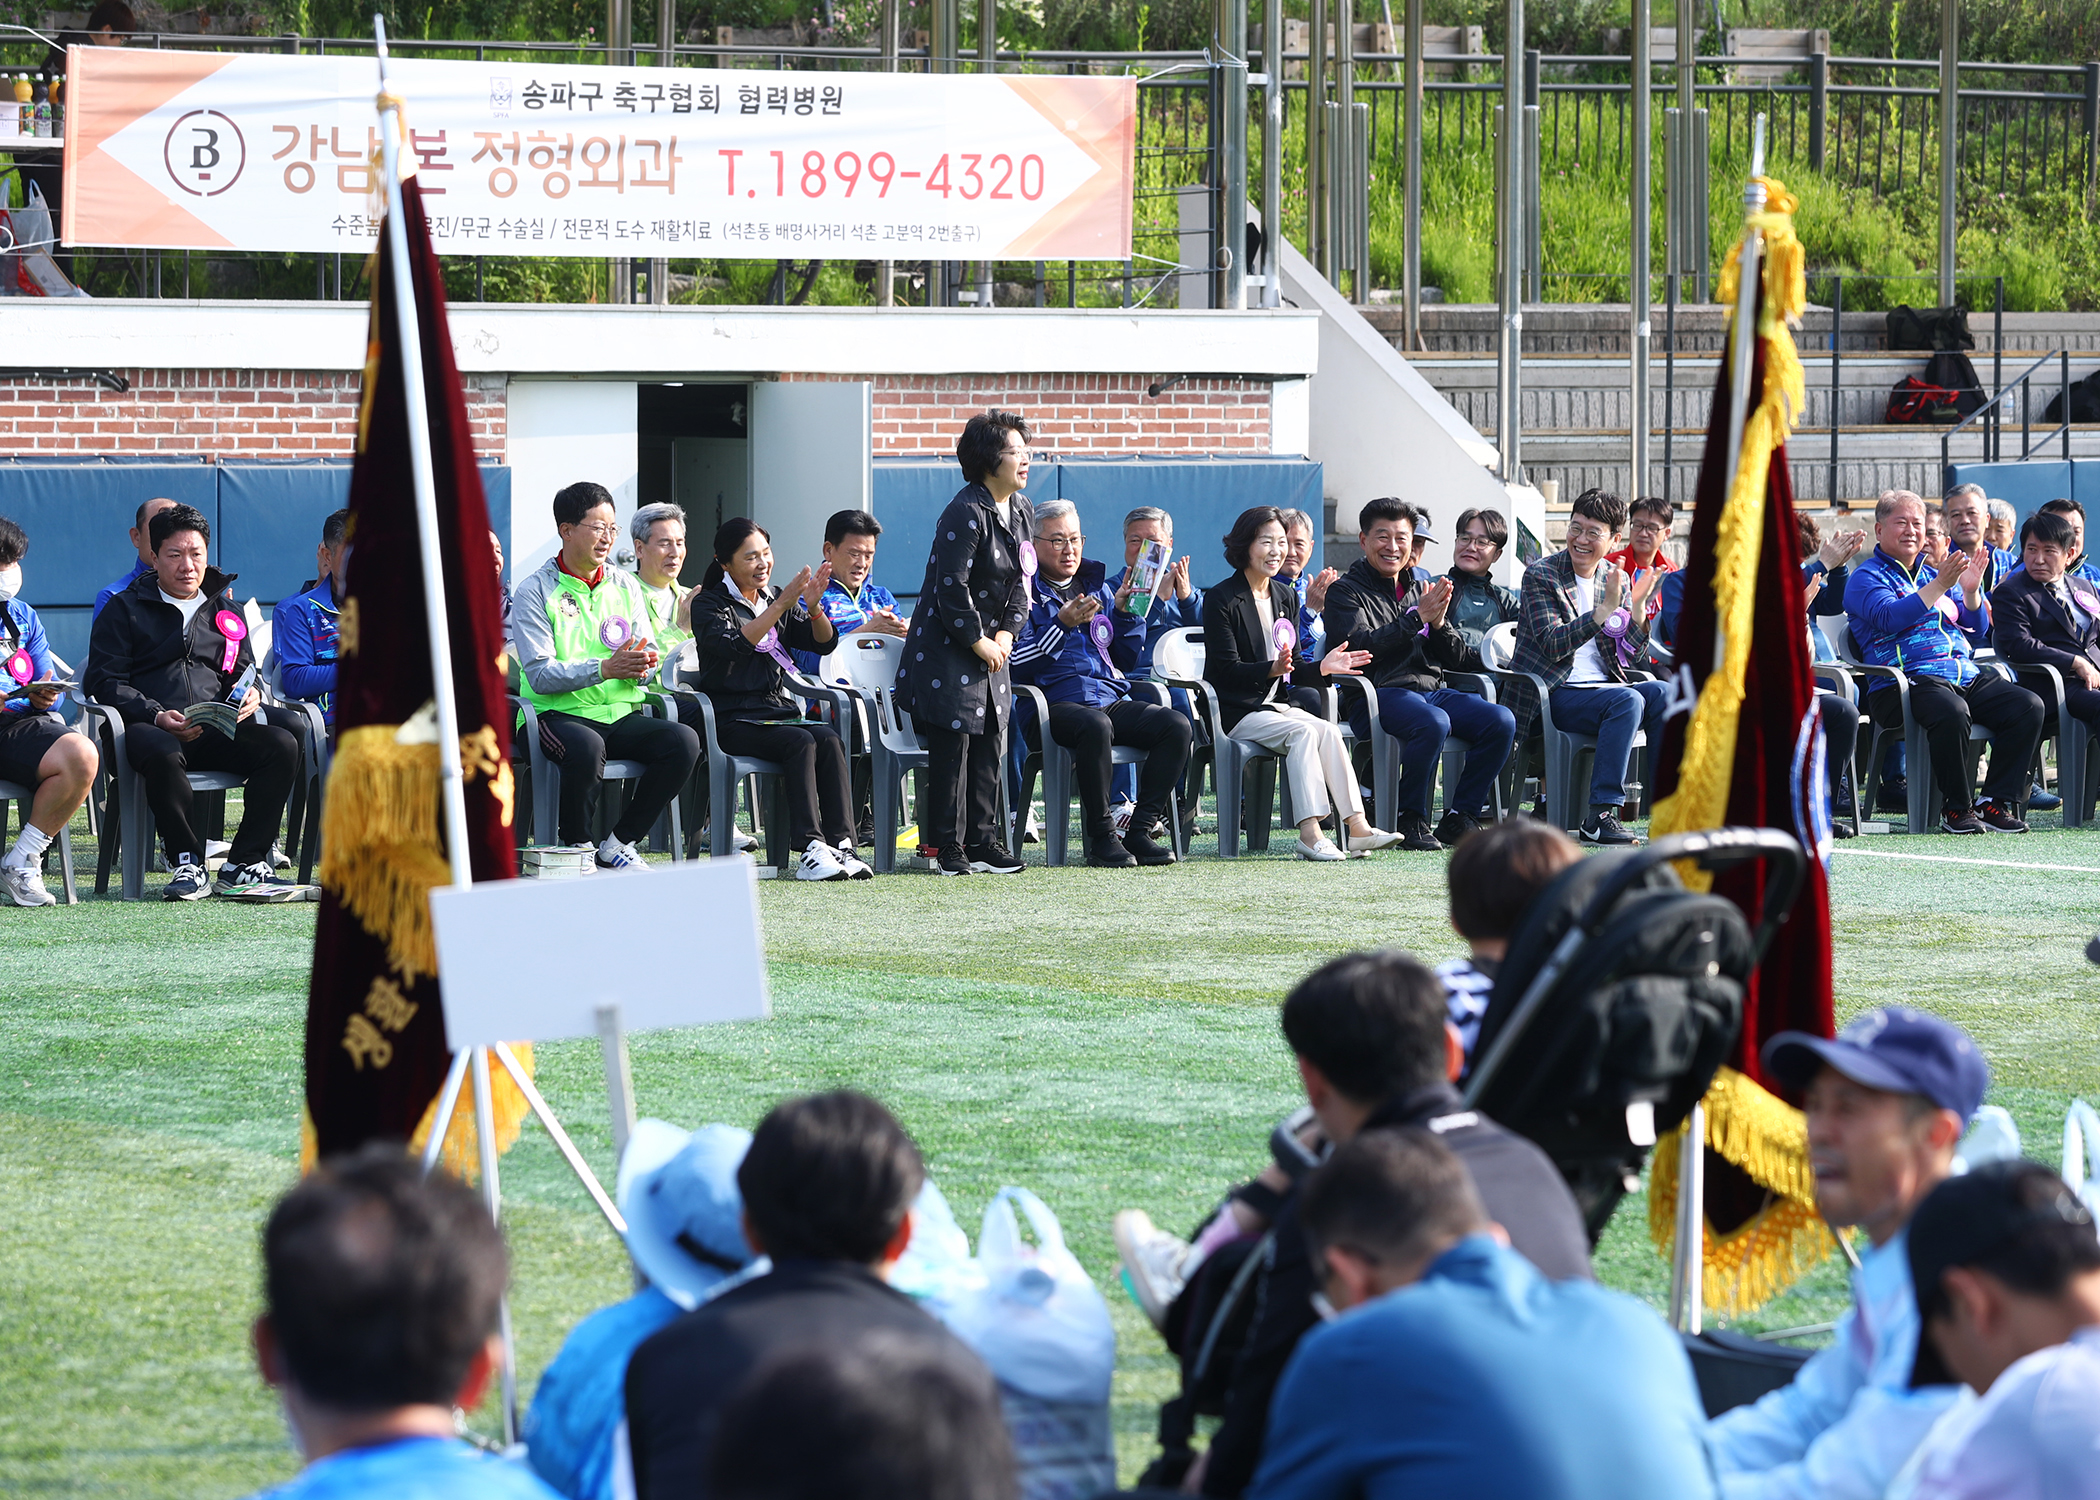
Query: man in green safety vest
513 482 701 871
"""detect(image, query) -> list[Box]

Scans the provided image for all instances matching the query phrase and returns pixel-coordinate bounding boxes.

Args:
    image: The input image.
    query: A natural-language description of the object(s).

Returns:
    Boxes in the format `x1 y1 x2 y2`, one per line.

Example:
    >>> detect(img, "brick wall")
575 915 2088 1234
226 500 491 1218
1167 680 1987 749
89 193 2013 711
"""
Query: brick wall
0 370 509 460
785 372 1274 455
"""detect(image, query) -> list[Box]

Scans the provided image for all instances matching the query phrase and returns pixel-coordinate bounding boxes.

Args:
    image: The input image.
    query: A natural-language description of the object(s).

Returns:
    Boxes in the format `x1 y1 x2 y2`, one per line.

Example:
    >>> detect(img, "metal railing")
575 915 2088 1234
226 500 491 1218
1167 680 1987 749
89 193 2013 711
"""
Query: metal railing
1942 348 2077 478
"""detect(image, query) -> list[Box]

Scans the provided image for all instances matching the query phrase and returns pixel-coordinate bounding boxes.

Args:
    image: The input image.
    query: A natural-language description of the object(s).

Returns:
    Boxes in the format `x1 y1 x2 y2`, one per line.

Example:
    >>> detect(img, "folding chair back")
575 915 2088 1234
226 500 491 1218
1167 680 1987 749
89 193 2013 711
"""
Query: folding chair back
1150 626 1285 856
1481 620 1643 831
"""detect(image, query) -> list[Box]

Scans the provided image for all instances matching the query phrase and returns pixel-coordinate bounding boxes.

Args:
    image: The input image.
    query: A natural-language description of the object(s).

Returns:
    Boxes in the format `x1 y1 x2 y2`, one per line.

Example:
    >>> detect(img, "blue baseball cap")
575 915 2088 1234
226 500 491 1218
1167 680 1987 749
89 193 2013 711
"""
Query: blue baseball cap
1761 1006 1989 1121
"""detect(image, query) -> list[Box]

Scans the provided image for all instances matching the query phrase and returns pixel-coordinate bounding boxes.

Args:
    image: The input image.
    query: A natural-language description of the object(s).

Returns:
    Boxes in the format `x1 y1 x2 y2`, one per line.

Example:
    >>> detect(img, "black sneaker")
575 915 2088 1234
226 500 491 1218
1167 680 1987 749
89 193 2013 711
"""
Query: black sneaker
1123 827 1178 866
1876 775 1911 813
1974 799 2029 833
1579 808 1639 846
1432 810 1479 847
213 859 281 896
966 842 1025 875
1939 807 1985 835
1086 833 1138 868
933 844 972 876
163 858 210 901
1831 818 1858 840
1394 811 1442 851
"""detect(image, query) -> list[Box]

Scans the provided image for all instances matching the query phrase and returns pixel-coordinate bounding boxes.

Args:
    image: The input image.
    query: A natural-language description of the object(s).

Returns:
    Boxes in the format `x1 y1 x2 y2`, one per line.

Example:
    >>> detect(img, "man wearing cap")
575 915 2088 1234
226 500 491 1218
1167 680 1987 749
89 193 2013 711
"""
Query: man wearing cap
1708 1006 1990 1500
525 1122 757 1500
1897 1159 2100 1500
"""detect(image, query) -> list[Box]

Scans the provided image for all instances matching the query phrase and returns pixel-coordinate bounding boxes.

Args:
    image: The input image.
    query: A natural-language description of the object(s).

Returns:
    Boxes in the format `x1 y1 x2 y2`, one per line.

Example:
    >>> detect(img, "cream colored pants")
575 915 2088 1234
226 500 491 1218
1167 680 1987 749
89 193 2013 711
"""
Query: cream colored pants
1227 705 1363 824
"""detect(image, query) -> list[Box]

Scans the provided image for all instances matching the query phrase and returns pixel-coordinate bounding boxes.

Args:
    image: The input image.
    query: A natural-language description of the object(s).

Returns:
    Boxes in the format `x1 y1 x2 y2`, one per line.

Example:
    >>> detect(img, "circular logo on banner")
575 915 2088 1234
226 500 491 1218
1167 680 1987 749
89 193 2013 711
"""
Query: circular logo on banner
599 615 633 650
164 110 246 197
1272 617 1298 655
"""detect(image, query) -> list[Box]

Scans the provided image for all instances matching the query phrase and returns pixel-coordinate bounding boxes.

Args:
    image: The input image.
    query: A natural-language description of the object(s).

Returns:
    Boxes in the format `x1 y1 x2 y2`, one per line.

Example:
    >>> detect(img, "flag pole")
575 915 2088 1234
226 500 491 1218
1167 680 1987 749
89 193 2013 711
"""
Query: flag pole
1712 114 1768 679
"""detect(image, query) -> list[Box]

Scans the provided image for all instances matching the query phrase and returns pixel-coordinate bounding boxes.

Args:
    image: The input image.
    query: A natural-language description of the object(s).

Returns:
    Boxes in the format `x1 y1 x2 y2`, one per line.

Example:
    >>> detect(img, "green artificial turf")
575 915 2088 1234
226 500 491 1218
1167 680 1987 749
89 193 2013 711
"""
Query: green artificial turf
2 811 2098 1495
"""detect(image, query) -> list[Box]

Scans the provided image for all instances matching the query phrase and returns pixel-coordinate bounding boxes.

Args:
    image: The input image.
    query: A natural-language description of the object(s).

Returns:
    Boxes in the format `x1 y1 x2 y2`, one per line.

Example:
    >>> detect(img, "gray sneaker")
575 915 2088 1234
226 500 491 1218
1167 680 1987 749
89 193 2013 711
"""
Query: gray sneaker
0 860 57 907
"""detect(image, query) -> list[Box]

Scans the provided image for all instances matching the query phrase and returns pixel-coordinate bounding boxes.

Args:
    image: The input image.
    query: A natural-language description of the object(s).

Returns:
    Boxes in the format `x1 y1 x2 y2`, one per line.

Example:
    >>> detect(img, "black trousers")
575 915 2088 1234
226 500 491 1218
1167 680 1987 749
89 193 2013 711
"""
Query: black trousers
1045 699 1195 836
1818 692 1860 790
716 716 854 851
923 725 1003 851
1865 672 2044 810
538 710 700 846
126 718 301 866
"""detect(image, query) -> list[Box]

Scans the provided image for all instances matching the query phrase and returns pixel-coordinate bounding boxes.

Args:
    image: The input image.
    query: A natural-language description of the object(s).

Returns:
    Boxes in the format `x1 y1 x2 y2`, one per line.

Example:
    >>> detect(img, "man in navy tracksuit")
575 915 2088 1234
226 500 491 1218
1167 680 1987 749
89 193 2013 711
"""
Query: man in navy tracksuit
1012 500 1193 868
271 509 347 734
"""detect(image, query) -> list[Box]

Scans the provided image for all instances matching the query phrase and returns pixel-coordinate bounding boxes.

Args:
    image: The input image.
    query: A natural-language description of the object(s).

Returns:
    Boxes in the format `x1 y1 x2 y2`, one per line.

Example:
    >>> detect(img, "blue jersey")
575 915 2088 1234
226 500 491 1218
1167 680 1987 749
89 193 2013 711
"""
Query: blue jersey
792 576 900 676
93 558 150 619
272 579 342 727
242 1436 562 1500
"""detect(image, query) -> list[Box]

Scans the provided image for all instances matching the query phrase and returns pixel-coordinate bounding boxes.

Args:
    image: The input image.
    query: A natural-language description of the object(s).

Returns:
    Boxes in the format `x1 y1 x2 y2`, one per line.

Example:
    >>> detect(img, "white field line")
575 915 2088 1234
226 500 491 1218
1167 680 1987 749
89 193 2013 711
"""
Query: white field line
1832 847 2100 876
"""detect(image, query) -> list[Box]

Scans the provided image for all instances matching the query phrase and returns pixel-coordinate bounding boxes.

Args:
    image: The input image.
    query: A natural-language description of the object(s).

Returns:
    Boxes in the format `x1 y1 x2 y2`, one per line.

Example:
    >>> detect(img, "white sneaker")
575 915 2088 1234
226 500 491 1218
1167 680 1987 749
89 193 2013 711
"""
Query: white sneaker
834 842 874 880
1294 835 1347 862
1110 799 1138 837
1114 1209 1193 1332
734 828 760 853
596 835 647 872
269 840 293 871
796 839 849 882
0 859 56 907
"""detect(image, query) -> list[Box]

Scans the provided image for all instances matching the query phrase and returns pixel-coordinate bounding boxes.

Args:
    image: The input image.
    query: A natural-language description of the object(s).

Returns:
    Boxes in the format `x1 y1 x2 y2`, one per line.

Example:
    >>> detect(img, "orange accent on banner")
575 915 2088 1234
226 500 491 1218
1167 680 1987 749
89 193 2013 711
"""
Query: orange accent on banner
1000 76 1136 259
63 47 237 247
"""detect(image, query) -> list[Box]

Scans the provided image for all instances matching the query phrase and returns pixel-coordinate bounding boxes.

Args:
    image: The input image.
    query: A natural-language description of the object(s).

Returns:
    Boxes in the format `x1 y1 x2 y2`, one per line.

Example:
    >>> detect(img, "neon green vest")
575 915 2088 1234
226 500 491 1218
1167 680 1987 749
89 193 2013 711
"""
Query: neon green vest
637 577 692 659
523 567 652 724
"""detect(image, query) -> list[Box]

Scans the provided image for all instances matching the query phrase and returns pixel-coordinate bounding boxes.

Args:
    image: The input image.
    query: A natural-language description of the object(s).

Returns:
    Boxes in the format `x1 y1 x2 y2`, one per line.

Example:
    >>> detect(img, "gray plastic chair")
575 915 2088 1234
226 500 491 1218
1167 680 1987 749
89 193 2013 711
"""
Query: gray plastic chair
1479 621 1646 833
1150 626 1293 857
0 718 80 904
1010 681 1186 867
1832 618 2016 833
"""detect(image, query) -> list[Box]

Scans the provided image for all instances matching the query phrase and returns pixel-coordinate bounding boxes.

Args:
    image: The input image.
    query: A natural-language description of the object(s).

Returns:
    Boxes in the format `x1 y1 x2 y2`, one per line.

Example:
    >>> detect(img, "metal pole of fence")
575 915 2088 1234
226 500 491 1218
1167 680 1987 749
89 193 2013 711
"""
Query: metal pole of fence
1938 0 1957 307
1338 0 1357 301
2085 62 2100 203
1994 275 2004 462
1497 0 1525 482
1675 0 1693 114
650 0 672 305
1309 0 1329 276
878 0 898 307
1213 0 1249 309
1630 0 1651 501
1262 0 1284 307
1402 0 1423 343
1809 50 1826 171
1829 275 1842 505
933 0 958 305
976 0 997 308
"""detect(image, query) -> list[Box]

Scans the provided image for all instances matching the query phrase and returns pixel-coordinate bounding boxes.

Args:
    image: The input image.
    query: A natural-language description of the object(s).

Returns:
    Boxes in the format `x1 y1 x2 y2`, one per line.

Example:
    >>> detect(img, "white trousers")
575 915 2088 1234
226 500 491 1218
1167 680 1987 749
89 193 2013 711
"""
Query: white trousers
1228 705 1363 824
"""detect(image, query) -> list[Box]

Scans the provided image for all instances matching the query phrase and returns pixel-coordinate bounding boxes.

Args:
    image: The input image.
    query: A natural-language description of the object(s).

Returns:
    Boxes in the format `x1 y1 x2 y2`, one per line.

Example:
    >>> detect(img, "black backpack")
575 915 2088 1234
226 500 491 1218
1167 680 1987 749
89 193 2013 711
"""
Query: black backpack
1886 304 1974 351
1923 349 1986 418
1462 828 1806 1240
2043 370 2100 425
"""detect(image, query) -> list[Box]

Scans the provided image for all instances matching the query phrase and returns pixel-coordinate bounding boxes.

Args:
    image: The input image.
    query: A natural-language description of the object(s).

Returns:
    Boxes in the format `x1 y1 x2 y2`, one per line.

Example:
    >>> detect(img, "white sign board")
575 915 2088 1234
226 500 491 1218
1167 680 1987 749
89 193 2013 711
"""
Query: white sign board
429 857 769 1049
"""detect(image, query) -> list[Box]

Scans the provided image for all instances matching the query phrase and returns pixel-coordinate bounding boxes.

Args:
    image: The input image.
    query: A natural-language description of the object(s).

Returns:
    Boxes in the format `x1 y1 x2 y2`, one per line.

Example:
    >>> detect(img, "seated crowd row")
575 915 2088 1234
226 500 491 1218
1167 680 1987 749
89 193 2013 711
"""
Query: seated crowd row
243 826 2098 1500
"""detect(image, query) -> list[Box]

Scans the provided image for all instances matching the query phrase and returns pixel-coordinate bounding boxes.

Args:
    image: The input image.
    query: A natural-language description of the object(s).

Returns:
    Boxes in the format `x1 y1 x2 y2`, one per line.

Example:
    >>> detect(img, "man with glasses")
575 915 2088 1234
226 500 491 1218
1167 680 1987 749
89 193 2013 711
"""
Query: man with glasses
514 482 699 871
1009 501 1191 867
1501 489 1667 845
1444 508 1520 673
1607 497 1675 624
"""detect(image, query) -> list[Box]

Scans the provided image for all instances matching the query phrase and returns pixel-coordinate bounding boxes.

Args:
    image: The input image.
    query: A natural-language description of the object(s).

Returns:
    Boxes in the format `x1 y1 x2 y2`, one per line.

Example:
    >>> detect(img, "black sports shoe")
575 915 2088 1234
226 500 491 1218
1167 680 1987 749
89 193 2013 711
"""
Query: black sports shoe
1432 810 1479 847
1394 811 1442 851
1973 799 2029 833
966 841 1025 875
933 844 973 876
1876 775 1911 813
1938 807 1985 835
1123 827 1177 866
1579 808 1638 846
1086 832 1138 868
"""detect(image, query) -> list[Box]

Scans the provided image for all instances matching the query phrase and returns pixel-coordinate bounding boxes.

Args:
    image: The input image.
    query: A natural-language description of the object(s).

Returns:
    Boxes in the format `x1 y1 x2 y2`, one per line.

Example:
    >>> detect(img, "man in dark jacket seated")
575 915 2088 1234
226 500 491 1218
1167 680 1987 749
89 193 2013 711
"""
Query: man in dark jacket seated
1322 497 1517 850
1011 500 1193 868
624 1091 987 1500
85 503 301 901
1990 506 2100 749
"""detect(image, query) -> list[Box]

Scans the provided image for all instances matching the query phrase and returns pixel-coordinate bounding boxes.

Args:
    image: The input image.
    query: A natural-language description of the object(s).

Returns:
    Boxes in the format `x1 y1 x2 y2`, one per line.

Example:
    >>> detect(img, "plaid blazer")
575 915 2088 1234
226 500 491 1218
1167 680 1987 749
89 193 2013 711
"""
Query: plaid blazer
1500 549 1650 746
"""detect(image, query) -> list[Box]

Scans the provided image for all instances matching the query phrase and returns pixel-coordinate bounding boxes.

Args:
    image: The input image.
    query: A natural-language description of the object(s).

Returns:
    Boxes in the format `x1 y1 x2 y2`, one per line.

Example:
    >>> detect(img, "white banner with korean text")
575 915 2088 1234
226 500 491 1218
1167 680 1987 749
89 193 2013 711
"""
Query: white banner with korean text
61 48 1136 260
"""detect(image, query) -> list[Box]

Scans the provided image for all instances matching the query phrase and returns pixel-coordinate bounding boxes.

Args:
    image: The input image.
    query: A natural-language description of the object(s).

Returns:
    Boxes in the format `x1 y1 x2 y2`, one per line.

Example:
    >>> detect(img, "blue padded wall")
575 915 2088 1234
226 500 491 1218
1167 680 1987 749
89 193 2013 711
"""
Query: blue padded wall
218 463 354 604
1944 460 2075 524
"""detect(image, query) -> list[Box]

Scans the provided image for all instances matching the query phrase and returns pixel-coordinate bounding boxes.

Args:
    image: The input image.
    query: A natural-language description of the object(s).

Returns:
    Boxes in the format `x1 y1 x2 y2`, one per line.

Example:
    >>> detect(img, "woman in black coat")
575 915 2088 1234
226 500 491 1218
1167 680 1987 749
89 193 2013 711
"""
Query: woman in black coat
897 411 1035 876
690 518 869 881
1202 506 1398 861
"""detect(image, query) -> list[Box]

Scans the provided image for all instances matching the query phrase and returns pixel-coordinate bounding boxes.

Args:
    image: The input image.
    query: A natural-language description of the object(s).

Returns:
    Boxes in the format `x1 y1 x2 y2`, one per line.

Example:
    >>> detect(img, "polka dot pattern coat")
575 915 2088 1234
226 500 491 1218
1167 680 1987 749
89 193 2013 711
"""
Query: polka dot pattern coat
896 481 1035 736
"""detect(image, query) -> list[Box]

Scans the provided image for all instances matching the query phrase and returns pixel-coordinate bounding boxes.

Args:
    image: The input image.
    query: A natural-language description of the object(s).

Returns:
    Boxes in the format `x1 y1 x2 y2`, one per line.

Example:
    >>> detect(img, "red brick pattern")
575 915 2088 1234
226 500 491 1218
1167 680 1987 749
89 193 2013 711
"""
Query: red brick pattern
0 369 509 459
789 373 1273 454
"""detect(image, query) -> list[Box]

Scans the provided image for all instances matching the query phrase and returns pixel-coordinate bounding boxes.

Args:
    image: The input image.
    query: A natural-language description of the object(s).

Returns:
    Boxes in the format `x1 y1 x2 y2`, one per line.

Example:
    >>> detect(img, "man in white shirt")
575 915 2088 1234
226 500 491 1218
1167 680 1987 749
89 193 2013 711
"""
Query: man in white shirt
1897 1158 2100 1500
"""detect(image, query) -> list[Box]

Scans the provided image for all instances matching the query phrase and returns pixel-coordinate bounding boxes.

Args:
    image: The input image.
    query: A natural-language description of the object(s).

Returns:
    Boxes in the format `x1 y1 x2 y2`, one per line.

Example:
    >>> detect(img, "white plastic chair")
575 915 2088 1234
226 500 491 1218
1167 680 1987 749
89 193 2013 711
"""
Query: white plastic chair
1150 626 1292 857
0 719 80 904
1832 618 2017 834
1478 621 1648 833
2064 1099 2100 1220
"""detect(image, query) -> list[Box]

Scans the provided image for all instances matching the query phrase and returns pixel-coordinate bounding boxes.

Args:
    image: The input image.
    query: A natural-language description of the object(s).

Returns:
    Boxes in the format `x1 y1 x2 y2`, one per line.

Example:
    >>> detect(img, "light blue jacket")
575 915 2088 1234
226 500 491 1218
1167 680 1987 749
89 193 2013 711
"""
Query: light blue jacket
523 1289 681 1500
1708 1228 1959 1499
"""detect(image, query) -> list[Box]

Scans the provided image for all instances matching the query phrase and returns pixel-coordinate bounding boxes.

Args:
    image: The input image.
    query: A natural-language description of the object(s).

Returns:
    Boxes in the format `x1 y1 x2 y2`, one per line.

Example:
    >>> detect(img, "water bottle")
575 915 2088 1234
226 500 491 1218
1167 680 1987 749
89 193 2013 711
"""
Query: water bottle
31 74 50 139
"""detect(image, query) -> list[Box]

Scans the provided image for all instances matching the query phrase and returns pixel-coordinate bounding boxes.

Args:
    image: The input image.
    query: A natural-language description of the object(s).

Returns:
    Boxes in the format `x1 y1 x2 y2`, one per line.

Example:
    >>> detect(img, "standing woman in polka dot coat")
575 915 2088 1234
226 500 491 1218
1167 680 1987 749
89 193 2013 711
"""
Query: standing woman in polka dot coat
897 410 1036 876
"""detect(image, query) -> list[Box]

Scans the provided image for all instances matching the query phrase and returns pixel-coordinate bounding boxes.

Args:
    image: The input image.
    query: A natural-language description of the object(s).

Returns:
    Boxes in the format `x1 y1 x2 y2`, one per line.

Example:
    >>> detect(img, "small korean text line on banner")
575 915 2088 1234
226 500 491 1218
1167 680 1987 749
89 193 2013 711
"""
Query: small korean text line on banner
60 47 1137 260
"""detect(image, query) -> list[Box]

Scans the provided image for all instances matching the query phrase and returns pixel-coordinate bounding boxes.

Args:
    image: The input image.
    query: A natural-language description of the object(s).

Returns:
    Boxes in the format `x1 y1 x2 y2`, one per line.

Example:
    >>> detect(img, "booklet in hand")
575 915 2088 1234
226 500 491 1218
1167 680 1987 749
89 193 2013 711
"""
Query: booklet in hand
180 700 241 738
2 677 76 701
1121 539 1170 616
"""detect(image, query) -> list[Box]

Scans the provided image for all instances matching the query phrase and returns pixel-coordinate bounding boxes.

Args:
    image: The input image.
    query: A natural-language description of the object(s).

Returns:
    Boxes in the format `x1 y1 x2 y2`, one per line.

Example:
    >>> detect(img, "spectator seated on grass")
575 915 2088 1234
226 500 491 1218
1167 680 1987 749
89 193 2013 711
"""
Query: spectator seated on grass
1500 488 1667 846
243 1145 560 1500
0 515 97 908
1322 496 1517 851
272 508 348 734
628 503 694 660
708 1331 1018 1500
688 518 869 883
1990 508 2100 750
792 509 905 679
92 494 176 619
1114 951 1591 1496
1707 1007 1987 1499
1246 1128 1715 1500
85 502 301 902
1438 819 1580 1062
524 1122 757 1500
1842 489 2043 835
2031 498 2100 587
514 481 700 873
624 1090 987 1500
1443 508 1520 674
1605 495 1676 627
1009 499 1191 869
1897 1159 2100 1500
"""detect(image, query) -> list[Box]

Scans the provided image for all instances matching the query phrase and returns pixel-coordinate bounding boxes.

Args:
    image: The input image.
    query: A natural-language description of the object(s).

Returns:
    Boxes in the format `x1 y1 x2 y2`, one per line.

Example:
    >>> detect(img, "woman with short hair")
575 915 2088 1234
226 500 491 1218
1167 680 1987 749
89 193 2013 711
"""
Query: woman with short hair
1201 507 1398 861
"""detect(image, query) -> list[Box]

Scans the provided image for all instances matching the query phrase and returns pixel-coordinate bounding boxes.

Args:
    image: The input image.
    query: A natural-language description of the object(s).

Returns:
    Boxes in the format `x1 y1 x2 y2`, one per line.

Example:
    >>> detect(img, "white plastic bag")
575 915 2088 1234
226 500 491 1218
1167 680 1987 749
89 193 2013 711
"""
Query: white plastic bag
947 1186 1116 1406
8 184 85 298
889 1178 980 1311
2064 1099 2100 1219
1953 1104 2023 1173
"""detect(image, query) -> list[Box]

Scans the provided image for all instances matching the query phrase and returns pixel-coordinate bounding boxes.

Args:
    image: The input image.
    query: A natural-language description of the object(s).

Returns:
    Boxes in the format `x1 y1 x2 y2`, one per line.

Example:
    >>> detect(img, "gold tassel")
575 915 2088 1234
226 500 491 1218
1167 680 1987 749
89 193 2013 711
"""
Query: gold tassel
318 726 447 981
1649 1066 1836 1316
406 1043 536 1183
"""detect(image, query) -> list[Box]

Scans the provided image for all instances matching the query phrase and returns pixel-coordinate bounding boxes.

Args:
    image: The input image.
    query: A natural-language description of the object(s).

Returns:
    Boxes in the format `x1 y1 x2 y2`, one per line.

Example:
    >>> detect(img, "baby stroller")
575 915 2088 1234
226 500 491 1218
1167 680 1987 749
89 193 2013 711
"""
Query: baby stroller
1461 826 1808 1242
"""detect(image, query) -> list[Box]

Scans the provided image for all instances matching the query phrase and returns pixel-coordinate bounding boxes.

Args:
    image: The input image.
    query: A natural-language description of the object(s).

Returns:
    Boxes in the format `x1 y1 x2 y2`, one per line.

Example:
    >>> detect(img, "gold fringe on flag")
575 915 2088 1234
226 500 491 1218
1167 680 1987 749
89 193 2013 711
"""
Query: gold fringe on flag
1649 1066 1837 1317
297 1049 535 1183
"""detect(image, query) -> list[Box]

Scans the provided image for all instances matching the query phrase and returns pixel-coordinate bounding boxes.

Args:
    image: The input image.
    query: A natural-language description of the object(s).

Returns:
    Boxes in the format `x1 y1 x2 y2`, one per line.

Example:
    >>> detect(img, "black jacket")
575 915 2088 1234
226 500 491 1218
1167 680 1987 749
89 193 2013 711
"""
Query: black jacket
1319 558 1468 693
1199 1082 1593 1498
687 575 834 719
1990 567 2100 683
896 482 1033 737
1445 566 1520 673
1200 571 1320 732
85 566 254 725
624 1259 981 1500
